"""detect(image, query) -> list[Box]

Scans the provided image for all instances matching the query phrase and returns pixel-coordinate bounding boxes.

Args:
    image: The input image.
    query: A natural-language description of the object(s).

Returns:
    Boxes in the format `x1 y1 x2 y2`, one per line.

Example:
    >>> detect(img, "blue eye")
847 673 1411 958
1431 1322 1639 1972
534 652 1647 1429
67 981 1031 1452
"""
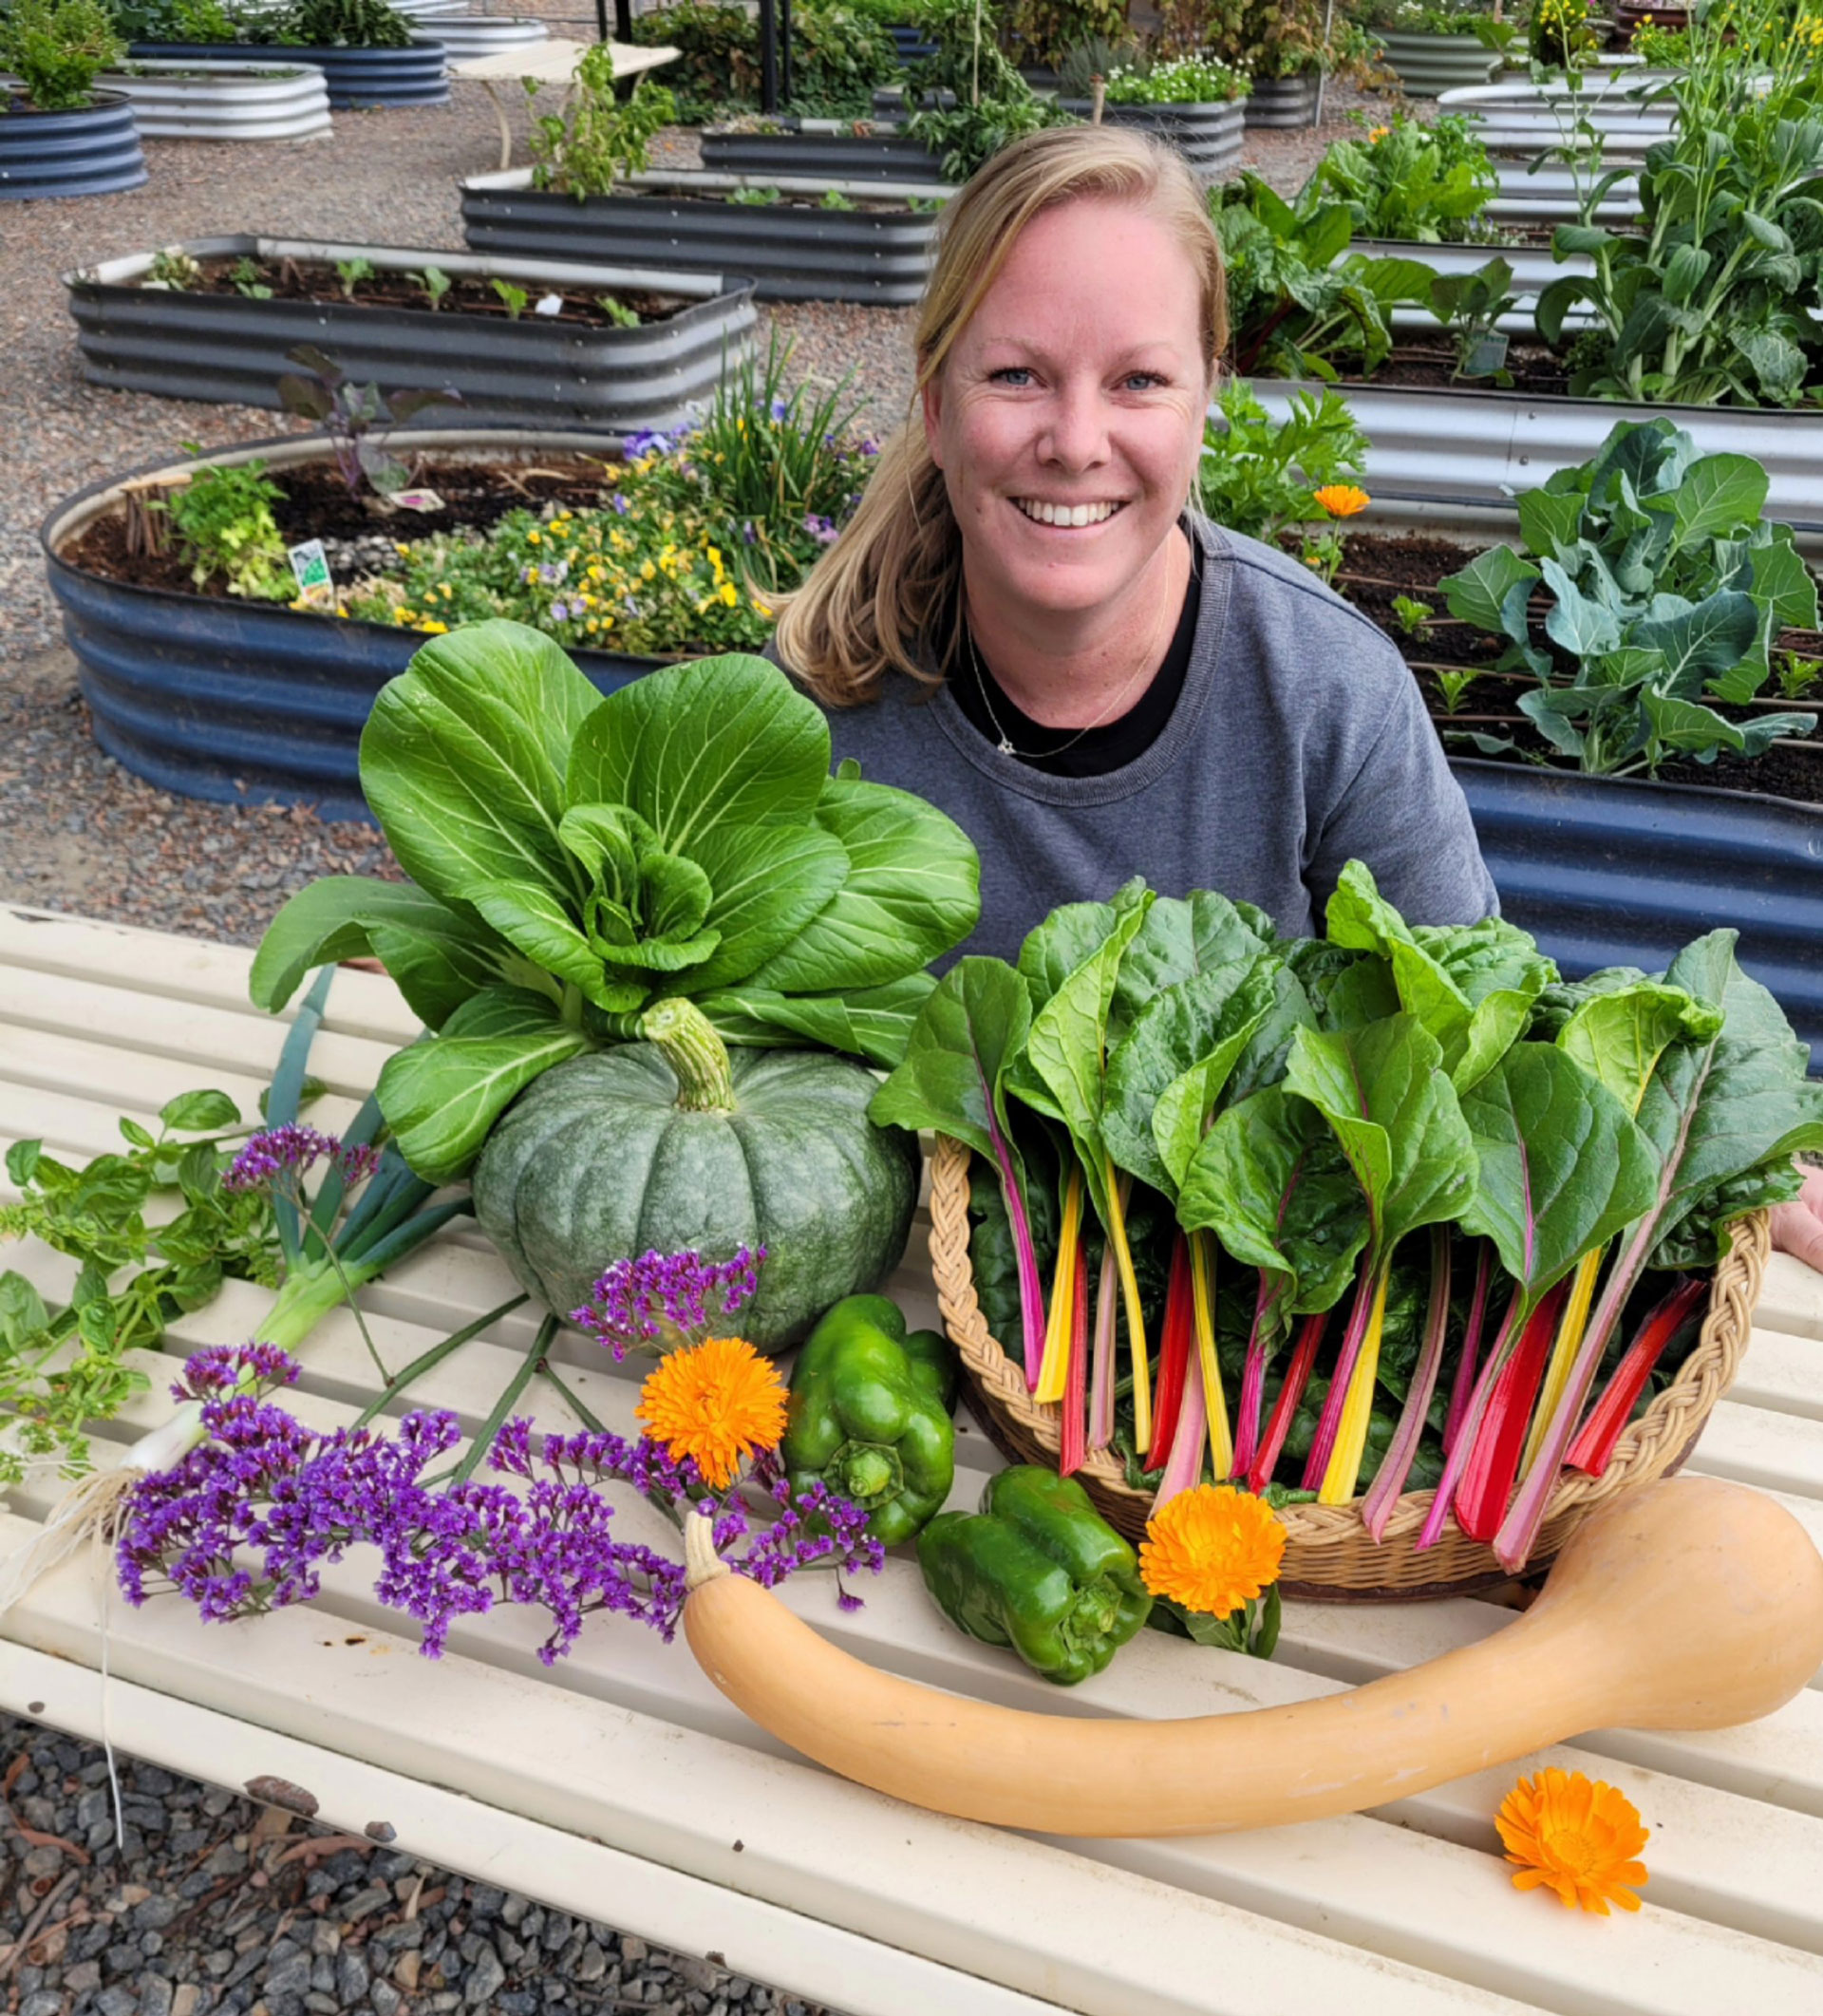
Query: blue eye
989 367 1033 386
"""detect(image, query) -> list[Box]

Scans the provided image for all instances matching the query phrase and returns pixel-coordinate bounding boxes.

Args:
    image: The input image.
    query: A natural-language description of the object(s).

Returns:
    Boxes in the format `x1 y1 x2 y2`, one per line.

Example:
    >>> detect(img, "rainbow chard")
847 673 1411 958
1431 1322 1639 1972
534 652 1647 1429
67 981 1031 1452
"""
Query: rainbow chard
1284 1014 1478 1505
1005 887 1156 1448
1360 1224 1453 1540
1175 1084 1368 1479
870 957 1046 1384
1494 933 1823 1572
1418 1042 1660 1552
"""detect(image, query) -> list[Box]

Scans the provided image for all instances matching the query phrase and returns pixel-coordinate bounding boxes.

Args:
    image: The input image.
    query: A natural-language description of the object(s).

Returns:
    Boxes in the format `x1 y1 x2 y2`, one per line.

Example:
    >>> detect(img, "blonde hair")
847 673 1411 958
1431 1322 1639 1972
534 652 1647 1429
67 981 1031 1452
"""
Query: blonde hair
774 124 1229 707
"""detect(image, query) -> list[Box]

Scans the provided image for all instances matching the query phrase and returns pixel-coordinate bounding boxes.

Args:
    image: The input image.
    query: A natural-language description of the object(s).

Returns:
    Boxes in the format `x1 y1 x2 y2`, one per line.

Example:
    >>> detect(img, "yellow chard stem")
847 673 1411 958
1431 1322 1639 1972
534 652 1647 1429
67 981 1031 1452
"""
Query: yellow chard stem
1103 1160 1152 1454
1319 1269 1390 1506
1189 1228 1233 1479
1520 1244 1603 1479
1034 1166 1082 1404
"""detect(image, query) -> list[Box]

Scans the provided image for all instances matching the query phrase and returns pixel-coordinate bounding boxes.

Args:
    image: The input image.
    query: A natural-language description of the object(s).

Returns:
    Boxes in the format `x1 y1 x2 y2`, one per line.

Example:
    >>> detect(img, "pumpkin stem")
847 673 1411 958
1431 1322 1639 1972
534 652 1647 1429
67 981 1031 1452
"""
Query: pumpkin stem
639 998 738 1113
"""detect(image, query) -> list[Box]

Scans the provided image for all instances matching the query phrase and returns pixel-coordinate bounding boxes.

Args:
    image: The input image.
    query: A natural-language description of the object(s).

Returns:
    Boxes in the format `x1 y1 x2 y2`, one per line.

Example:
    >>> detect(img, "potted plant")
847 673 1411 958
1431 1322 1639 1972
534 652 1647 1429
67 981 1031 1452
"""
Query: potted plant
0 0 146 198
1366 0 1500 96
1056 52 1250 179
38 348 880 815
64 236 757 426
462 60 947 304
127 0 449 107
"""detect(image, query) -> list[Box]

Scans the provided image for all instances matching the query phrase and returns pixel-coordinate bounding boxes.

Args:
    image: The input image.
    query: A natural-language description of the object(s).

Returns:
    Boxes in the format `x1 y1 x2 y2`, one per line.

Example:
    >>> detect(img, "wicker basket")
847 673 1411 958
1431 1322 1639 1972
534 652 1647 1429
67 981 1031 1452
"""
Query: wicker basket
928 1135 1768 1601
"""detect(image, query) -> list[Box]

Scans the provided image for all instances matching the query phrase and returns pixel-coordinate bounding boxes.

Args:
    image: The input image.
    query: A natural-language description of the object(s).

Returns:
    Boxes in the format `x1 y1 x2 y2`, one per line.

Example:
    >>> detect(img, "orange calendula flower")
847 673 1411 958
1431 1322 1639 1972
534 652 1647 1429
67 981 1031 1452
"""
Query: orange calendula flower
1139 1485 1285 1618
1367 124 1391 141
1313 483 1370 519
1496 1768 1650 1915
635 1335 787 1489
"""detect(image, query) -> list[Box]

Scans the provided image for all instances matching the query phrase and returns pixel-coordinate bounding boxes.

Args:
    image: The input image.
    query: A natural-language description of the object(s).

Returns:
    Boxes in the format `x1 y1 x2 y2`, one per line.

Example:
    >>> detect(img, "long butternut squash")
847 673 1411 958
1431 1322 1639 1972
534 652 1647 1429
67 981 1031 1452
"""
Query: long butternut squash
683 1477 1823 1837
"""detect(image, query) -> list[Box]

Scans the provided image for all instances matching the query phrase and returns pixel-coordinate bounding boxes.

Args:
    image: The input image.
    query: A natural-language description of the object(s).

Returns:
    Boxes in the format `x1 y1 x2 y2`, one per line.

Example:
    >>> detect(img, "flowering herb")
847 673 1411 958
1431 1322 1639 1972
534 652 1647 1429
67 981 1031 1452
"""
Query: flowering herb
1139 1484 1286 1660
117 1344 882 1662
570 1246 765 1360
1496 1767 1649 1914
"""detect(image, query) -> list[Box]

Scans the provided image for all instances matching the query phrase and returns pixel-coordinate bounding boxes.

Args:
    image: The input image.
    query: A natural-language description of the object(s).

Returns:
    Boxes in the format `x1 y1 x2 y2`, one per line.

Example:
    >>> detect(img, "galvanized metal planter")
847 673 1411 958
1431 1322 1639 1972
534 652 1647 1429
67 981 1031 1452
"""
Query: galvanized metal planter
700 122 944 182
1248 378 1823 557
101 60 332 141
1375 29 1499 96
127 39 449 108
1244 73 1320 128
65 236 756 427
1452 760 1823 1071
423 14 548 58
1352 237 1597 336
888 23 937 63
1439 78 1677 160
1057 96 1246 179
461 168 944 305
0 91 146 199
1490 156 1639 223
41 431 666 821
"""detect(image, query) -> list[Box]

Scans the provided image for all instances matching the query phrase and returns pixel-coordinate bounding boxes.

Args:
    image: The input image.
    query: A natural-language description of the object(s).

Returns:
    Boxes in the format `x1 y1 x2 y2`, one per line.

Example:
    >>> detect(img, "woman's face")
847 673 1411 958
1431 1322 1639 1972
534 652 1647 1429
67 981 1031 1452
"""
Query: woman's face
923 196 1211 630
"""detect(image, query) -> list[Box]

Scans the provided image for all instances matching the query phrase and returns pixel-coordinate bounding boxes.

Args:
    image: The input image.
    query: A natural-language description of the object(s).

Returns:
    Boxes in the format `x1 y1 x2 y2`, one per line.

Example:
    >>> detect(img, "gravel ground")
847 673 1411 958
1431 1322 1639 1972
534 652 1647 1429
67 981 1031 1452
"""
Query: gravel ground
0 47 1400 2010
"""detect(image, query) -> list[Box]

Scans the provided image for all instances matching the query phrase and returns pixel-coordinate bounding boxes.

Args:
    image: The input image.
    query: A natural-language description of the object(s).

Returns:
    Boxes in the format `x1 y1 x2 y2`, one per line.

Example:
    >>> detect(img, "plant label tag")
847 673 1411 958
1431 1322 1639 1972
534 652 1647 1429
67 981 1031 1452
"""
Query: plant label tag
394 488 445 514
534 292 565 316
288 538 332 603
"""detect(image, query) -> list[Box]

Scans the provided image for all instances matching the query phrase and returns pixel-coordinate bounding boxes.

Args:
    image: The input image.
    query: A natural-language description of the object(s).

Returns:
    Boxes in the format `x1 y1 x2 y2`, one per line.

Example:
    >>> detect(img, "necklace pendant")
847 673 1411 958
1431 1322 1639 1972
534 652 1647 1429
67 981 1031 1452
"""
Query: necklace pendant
997 735 1015 756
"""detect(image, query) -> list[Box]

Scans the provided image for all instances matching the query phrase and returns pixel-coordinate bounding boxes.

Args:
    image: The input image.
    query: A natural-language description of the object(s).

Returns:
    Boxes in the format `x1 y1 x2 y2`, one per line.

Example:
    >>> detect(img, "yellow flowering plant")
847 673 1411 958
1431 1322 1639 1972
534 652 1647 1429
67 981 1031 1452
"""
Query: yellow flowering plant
1139 1483 1287 1659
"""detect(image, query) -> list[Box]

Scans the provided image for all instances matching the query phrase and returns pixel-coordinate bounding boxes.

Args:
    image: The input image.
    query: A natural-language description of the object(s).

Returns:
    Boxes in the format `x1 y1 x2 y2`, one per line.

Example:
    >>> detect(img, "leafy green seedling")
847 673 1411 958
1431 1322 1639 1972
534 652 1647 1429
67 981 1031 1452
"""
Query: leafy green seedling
1431 666 1477 714
416 266 452 311
1391 594 1434 637
492 279 530 320
597 295 639 329
335 256 376 300
819 189 857 211
232 255 273 300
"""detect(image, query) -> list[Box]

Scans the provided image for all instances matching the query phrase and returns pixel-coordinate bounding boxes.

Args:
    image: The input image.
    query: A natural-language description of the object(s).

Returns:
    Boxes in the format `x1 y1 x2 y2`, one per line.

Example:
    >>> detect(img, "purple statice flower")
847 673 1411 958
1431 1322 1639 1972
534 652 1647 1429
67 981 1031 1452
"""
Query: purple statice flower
802 514 839 546
224 1125 380 1196
569 1247 766 1361
173 1342 300 1402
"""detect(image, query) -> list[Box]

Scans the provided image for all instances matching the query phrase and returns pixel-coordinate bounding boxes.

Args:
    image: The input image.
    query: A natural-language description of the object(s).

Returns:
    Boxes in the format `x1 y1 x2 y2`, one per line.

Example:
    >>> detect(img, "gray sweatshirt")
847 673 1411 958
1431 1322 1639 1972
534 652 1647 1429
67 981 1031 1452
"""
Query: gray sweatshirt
809 517 1499 962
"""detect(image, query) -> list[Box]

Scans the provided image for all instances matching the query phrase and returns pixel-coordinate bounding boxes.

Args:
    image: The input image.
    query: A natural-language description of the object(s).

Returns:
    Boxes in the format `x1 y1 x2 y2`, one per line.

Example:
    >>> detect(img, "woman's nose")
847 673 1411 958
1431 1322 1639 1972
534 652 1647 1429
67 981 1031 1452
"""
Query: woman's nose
1037 384 1110 469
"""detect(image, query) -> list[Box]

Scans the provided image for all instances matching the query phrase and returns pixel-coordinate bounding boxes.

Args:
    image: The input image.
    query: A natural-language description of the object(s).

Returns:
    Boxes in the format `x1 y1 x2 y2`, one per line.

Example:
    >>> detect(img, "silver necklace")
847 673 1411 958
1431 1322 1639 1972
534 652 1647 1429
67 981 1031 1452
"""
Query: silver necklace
966 624 1158 762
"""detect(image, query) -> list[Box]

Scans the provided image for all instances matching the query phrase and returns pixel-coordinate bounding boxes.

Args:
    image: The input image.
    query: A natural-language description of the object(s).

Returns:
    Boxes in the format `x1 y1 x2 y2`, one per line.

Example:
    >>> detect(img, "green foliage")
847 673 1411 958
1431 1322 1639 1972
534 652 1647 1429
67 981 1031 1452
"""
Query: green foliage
1304 110 1498 245
251 628 981 1178
103 0 234 42
1005 0 1127 71
0 1092 273 1483
906 88 1070 179
1529 0 1601 70
491 277 529 320
0 0 123 111
146 246 201 289
231 255 273 299
1104 54 1248 104
528 64 675 198
1429 254 1516 381
819 186 857 209
596 293 639 328
1212 174 1436 380
161 458 291 600
334 254 374 298
1439 419 1821 775
903 0 1076 179
1391 593 1434 636
1430 664 1476 713
414 265 451 310
1363 0 1486 33
273 0 412 47
1534 0 1823 406
275 343 460 499
1195 379 1370 543
725 183 781 203
630 0 899 120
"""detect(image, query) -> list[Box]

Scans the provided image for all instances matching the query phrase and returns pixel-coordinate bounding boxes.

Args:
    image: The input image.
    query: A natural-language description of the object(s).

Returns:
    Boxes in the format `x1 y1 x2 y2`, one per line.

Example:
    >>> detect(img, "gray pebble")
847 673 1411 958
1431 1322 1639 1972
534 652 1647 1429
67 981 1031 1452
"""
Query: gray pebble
136 1894 183 1930
573 1942 610 1985
464 1943 506 2005
202 1843 248 1877
622 1933 650 1965
96 1988 139 2016
140 1975 176 2016
21 1993 66 2016
266 1946 313 1997
333 1948 369 2005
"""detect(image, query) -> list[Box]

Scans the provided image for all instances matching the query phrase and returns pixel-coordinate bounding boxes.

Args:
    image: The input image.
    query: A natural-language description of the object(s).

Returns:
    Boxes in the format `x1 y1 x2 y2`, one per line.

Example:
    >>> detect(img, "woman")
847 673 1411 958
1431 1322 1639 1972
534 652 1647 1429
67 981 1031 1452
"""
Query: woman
774 122 1498 961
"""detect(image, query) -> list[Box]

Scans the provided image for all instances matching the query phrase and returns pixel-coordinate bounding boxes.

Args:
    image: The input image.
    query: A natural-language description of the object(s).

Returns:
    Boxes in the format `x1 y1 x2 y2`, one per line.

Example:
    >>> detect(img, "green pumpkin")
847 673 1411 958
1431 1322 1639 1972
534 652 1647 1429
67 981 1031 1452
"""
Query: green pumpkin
471 1000 920 1347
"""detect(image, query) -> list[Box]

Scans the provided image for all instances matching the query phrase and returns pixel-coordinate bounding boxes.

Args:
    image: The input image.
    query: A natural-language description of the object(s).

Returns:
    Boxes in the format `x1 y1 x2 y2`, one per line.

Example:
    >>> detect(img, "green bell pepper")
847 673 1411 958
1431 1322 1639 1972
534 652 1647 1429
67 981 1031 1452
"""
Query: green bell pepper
916 1465 1153 1686
781 1294 959 1547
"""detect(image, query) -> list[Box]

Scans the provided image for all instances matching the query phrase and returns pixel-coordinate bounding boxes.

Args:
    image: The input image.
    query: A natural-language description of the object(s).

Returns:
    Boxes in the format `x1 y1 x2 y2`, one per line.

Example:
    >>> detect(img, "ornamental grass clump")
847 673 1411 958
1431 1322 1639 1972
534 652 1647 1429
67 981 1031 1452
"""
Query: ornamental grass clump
117 1340 883 1659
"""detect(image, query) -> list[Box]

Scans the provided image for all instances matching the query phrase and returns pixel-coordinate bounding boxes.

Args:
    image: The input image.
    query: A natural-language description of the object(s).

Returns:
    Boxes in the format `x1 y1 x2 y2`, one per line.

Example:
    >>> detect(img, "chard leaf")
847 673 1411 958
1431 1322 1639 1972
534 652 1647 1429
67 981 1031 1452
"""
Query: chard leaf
869 957 1033 1167
1177 1085 1370 1314
249 876 513 1026
690 974 936 1066
1017 880 1150 1015
1457 1044 1661 1302
745 775 980 994
1653 1150 1812 1270
565 652 830 854
1112 891 1271 1034
1558 980 1723 1114
377 987 594 1183
1101 961 1273 1194
1284 1013 1477 1260
361 621 601 904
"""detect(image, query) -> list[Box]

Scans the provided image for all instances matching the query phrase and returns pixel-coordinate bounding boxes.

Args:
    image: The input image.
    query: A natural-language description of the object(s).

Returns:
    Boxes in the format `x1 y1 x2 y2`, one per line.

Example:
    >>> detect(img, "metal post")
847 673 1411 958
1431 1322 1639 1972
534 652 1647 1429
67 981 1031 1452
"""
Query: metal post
1314 0 1337 126
780 0 793 105
760 0 779 113
615 0 632 39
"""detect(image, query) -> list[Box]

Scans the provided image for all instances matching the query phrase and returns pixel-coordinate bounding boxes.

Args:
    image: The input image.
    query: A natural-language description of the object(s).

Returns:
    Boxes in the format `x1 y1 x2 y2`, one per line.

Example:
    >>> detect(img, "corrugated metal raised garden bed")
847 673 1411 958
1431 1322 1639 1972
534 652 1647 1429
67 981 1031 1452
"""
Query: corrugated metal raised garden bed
700 121 944 182
96 60 333 141
64 236 757 427
1057 95 1245 179
127 37 448 108
0 90 146 199
461 169 945 306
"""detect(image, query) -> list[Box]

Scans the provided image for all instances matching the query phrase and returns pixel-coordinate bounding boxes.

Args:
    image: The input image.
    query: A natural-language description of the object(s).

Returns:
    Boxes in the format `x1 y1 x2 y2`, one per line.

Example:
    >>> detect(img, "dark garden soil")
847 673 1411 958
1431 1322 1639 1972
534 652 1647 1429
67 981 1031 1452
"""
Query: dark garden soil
162 256 687 328
1356 342 1572 396
1337 533 1823 807
65 455 621 596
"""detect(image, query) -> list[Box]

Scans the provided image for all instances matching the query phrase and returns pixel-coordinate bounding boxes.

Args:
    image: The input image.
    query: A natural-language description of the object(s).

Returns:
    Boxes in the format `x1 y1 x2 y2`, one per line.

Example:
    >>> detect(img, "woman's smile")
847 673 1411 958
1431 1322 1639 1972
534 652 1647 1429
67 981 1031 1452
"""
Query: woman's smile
1010 498 1128 528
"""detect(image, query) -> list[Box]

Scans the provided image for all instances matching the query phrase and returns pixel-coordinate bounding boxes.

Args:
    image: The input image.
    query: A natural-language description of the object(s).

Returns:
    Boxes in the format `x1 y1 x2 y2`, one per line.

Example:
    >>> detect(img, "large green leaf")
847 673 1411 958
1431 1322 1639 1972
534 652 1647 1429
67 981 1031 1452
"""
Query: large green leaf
868 957 1032 1167
1112 890 1270 1035
691 974 936 1067
1665 453 1768 549
1283 1013 1477 1260
1440 545 1540 643
683 820 851 990
1016 881 1148 1016
1457 1044 1661 1303
564 653 830 855
1632 590 1762 694
1558 980 1723 1116
360 621 602 905
744 775 980 994
468 880 645 1014
1178 1085 1370 1314
376 988 594 1183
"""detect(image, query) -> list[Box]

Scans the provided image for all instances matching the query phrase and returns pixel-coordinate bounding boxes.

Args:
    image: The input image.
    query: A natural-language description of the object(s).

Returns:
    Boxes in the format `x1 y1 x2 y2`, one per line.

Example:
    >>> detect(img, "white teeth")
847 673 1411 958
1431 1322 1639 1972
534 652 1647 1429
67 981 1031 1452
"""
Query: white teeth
1015 499 1118 527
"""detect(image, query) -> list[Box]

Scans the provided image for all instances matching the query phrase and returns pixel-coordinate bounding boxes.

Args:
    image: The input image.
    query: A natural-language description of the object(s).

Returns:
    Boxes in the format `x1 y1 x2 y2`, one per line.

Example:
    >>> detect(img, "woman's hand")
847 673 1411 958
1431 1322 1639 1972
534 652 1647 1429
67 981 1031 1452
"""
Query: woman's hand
1770 1166 1823 1275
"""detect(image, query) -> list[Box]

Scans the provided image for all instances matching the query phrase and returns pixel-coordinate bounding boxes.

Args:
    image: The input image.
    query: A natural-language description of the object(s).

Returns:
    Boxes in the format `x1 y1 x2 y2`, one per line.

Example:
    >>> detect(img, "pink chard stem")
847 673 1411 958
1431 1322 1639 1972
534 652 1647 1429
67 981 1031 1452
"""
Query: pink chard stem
1442 1239 1494 1457
1416 1283 1524 1552
984 1107 1047 1390
1361 1225 1453 1543
1153 1354 1209 1510
1086 1240 1119 1453
1229 1270 1280 1482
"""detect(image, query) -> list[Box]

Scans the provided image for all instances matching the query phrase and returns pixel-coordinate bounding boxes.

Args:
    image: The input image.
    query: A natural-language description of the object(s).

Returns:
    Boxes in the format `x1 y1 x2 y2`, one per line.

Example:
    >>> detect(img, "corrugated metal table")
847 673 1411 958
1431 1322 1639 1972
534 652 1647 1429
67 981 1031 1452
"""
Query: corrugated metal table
3 902 1822 2016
